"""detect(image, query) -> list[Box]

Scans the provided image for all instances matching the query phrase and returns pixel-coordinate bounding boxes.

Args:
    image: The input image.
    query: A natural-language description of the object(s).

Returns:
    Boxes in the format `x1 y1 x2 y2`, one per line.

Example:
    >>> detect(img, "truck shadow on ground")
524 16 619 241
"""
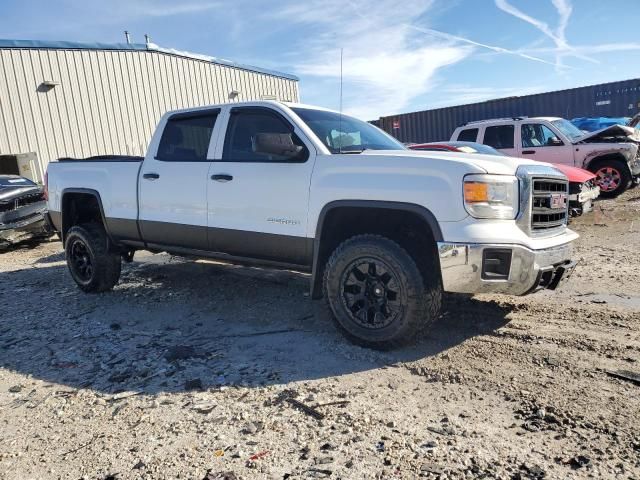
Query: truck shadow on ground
0 253 511 396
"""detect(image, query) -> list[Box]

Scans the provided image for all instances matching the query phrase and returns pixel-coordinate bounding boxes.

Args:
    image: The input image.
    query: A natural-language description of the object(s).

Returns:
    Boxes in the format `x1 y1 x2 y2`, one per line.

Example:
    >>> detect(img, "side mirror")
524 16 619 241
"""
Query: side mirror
253 133 303 158
548 136 563 146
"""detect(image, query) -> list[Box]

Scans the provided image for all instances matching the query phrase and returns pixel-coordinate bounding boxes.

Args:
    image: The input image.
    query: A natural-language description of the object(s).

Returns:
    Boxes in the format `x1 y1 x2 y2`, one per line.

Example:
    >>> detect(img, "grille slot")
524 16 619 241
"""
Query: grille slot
531 178 568 231
15 193 44 207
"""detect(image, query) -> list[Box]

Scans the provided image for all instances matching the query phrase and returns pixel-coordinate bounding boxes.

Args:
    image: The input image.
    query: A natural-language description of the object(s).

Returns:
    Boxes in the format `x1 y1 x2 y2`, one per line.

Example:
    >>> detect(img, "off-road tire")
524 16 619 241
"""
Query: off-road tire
323 234 442 349
65 223 121 293
589 158 631 198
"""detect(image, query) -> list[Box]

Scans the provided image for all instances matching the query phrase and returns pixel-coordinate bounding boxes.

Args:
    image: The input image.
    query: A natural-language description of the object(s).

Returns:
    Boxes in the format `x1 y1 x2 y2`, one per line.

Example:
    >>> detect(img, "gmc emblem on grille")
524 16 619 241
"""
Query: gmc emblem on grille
550 193 567 209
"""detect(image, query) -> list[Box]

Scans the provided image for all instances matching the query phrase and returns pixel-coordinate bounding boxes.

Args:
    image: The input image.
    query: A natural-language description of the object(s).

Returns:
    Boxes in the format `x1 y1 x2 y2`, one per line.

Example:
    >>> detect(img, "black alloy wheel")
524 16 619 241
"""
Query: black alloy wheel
340 257 402 330
69 238 93 282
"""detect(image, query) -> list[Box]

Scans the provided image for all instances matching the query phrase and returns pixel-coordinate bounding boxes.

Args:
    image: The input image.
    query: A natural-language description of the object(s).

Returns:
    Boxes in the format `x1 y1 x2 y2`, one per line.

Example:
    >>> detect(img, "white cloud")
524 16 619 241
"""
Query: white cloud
141 2 220 17
274 0 473 119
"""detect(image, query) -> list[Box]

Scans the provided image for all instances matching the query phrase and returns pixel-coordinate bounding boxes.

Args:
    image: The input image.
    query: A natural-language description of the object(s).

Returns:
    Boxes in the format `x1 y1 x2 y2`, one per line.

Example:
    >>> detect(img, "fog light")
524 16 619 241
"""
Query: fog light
482 249 512 280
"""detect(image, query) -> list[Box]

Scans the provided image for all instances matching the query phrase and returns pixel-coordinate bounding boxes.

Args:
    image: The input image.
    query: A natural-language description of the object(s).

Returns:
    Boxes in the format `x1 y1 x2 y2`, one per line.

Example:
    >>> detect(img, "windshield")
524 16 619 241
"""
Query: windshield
551 119 584 141
292 108 405 153
0 176 36 187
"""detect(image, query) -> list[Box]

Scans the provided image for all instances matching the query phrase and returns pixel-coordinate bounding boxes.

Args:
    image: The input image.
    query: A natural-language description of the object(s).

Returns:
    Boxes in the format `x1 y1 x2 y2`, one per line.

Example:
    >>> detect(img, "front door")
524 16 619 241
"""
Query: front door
518 122 575 166
207 106 316 266
139 109 220 250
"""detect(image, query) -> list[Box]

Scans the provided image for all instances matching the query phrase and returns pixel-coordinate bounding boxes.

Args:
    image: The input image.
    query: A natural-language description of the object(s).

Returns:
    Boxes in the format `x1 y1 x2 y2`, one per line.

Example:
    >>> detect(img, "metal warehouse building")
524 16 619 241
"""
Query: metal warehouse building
373 78 640 144
0 39 300 182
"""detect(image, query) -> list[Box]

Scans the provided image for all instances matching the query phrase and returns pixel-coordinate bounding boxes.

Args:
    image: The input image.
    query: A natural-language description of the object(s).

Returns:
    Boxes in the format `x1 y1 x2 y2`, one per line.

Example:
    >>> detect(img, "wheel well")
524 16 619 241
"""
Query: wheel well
61 192 105 241
311 206 441 299
586 153 629 172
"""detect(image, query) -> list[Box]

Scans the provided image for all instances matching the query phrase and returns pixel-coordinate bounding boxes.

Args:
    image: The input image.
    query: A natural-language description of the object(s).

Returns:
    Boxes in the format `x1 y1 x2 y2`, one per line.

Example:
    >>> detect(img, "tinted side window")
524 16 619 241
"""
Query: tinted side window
222 109 308 162
157 112 218 161
483 125 514 149
457 128 478 142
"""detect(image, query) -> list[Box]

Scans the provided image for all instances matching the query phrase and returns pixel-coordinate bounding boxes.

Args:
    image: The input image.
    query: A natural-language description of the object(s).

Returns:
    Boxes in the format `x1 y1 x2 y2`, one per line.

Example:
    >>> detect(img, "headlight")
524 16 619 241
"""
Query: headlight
463 174 519 219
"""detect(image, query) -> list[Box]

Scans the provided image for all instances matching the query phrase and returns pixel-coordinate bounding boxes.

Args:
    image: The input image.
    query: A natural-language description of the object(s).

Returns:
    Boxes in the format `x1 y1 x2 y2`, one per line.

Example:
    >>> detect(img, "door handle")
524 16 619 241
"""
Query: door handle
211 174 233 182
521 150 536 155
143 172 160 180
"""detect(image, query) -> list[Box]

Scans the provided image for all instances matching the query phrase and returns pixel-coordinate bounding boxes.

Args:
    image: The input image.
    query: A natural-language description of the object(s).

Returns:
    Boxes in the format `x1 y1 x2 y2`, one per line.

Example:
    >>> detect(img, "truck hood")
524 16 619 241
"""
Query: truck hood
575 124 640 144
361 149 541 175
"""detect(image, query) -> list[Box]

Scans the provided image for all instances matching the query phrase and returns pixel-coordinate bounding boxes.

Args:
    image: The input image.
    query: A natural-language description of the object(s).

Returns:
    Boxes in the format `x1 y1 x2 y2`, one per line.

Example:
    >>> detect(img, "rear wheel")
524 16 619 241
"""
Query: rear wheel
65 223 121 292
589 159 631 198
323 235 441 349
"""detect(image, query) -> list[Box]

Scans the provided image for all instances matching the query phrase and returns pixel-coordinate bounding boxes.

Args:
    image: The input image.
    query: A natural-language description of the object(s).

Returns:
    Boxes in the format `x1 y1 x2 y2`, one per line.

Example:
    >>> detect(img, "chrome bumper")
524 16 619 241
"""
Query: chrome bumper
438 241 575 296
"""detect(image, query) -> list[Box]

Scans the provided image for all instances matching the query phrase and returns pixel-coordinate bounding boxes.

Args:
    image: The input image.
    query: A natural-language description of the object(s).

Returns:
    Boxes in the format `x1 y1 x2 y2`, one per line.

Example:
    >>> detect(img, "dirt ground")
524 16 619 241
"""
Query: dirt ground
1 189 639 480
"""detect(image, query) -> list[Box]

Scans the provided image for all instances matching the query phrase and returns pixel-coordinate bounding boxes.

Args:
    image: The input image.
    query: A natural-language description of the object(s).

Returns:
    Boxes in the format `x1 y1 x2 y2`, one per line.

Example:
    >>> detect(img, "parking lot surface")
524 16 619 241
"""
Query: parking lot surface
1 189 639 479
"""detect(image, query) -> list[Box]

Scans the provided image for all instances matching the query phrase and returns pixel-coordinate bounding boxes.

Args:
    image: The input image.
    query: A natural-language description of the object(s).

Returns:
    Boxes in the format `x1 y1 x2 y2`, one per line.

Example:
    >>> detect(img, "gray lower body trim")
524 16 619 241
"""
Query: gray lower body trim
47 213 314 268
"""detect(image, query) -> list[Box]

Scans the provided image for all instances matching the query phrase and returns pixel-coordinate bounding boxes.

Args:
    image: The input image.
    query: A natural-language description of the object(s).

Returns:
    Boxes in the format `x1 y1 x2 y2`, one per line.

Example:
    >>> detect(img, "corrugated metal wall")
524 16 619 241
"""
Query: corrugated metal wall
374 78 640 144
0 47 299 181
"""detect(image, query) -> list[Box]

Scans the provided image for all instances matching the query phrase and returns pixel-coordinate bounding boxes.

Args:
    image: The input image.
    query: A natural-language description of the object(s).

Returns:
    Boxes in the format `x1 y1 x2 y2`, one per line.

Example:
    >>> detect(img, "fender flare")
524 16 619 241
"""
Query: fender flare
309 200 443 299
582 150 631 172
60 188 112 244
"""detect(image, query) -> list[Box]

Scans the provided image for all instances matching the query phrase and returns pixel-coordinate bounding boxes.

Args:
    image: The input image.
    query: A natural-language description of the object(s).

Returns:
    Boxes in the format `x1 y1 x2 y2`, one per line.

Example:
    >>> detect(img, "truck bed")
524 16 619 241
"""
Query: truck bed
47 157 142 236
57 155 144 162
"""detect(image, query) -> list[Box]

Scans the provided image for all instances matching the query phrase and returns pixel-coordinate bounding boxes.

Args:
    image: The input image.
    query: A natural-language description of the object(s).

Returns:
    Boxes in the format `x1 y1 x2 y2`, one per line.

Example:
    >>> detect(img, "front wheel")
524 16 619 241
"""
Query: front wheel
65 224 121 292
323 235 442 349
589 159 631 198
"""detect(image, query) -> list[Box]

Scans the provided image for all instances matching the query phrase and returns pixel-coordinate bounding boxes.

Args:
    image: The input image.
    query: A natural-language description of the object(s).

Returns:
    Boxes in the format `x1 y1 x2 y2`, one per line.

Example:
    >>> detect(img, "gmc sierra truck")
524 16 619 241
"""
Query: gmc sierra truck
46 101 578 348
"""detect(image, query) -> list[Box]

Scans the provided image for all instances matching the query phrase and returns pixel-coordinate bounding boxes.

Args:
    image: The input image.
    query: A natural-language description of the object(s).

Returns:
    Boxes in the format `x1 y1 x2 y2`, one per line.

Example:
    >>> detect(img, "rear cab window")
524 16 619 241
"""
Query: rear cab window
482 125 515 150
156 110 219 161
456 128 479 142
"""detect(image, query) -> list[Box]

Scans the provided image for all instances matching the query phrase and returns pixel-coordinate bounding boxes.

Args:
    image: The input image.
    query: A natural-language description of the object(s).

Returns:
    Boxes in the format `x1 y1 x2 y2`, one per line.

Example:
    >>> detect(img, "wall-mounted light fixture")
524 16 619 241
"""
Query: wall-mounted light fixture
229 89 240 99
37 80 60 92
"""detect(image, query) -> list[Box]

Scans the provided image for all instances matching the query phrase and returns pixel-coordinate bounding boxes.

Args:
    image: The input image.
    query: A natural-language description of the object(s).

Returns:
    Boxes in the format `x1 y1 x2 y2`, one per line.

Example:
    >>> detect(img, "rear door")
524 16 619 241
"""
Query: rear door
206 106 316 266
518 122 575 166
138 109 220 250
479 123 518 157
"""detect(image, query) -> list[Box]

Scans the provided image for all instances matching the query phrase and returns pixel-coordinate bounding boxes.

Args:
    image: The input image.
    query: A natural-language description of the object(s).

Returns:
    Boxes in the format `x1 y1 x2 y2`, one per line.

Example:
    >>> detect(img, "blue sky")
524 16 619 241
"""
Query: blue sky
2 0 640 119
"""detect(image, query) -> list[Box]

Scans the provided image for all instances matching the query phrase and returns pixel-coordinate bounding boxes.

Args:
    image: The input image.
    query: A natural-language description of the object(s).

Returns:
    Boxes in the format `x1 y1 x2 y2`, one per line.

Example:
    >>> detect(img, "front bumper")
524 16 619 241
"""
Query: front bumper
0 211 49 246
438 241 575 296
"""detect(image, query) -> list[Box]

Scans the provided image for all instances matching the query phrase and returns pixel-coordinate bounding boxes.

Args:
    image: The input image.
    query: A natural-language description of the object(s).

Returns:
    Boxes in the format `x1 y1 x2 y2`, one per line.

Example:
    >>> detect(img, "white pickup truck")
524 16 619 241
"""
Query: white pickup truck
46 101 578 348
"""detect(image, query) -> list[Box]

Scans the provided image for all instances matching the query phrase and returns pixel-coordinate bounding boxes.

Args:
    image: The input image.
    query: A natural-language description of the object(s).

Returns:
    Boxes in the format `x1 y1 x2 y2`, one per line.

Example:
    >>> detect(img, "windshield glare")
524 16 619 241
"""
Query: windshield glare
291 108 405 153
551 119 584 141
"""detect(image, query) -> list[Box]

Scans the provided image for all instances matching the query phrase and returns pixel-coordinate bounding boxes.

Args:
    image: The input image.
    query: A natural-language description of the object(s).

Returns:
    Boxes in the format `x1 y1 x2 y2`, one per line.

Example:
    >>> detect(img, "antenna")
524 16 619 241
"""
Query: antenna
124 31 131 44
339 47 343 154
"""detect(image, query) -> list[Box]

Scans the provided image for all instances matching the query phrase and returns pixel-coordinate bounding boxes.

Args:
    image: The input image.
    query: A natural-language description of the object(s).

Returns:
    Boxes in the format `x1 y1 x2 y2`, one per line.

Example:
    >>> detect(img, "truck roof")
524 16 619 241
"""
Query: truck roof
163 100 341 117
460 116 563 127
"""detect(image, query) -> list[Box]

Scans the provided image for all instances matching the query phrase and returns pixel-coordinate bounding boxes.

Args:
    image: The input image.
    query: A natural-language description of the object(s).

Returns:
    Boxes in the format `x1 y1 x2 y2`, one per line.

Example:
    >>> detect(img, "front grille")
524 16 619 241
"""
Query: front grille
0 193 44 213
15 193 44 207
531 178 568 231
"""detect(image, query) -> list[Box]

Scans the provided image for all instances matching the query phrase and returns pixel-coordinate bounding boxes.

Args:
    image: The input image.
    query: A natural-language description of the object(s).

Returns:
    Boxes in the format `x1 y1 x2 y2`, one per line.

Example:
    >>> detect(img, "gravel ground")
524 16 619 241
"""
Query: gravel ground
0 189 639 480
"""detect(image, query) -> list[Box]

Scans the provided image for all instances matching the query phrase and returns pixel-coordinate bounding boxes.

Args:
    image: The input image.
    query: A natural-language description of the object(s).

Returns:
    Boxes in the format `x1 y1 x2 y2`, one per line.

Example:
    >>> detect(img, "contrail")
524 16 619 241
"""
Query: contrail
344 0 563 68
408 25 561 67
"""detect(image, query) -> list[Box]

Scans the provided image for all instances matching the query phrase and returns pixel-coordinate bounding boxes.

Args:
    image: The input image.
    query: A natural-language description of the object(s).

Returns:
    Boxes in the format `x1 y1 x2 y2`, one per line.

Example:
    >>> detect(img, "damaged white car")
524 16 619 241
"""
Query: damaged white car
452 117 640 197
